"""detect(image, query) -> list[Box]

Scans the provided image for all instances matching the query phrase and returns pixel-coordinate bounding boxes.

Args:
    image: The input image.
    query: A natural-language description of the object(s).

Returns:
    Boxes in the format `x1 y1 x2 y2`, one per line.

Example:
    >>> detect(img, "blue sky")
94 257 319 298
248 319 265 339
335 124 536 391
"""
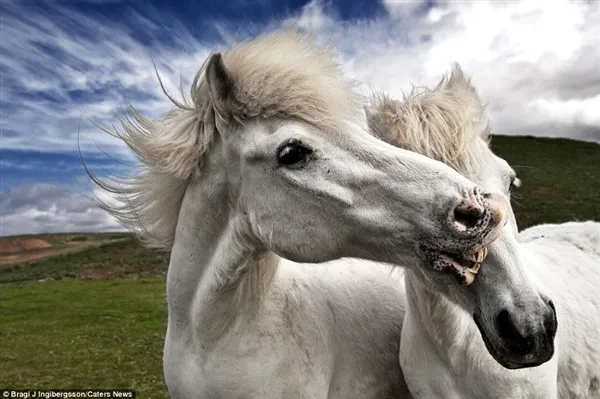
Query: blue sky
1 0 599 235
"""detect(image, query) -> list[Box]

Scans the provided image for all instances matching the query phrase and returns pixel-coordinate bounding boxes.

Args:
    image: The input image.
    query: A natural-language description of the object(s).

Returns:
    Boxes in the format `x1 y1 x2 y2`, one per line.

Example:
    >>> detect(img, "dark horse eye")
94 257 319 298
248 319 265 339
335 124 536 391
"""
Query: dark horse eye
508 176 520 193
277 141 313 166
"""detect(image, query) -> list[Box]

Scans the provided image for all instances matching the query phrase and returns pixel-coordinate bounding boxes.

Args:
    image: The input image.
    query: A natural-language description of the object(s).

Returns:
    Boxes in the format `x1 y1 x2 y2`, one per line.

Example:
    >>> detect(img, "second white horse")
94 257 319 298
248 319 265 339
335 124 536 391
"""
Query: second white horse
367 65 600 398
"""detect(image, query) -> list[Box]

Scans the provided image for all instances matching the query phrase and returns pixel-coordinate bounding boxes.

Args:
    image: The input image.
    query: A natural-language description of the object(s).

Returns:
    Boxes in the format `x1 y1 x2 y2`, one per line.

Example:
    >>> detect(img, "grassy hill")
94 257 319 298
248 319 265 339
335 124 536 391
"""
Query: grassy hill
0 235 167 284
491 135 599 228
0 135 598 397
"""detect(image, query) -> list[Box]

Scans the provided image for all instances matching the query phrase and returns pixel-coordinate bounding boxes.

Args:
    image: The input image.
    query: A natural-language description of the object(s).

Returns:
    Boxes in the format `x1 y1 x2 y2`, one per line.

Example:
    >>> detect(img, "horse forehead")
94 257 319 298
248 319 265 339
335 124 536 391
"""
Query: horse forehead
468 145 507 186
491 152 511 172
240 120 349 149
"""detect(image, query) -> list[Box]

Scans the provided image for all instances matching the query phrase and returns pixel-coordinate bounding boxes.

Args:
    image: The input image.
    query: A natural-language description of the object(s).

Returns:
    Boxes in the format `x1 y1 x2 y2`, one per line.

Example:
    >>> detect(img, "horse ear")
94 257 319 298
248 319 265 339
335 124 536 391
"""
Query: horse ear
445 63 484 110
206 53 234 118
446 63 474 91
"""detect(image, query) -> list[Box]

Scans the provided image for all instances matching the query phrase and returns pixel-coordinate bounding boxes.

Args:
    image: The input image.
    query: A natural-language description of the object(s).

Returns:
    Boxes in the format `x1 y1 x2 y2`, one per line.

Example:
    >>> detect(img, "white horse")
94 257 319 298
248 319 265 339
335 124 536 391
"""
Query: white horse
90 29 519 398
367 66 600 398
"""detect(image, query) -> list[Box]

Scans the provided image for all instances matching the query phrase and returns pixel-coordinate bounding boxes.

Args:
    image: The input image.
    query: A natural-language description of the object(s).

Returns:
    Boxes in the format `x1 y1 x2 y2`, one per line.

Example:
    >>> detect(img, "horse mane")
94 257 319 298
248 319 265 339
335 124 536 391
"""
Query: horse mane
366 64 491 176
91 28 363 250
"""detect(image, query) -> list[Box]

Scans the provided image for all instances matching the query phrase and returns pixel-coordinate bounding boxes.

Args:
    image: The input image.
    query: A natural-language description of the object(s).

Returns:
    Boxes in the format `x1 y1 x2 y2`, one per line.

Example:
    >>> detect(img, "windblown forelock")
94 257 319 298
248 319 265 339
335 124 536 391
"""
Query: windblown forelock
367 64 491 177
197 29 363 132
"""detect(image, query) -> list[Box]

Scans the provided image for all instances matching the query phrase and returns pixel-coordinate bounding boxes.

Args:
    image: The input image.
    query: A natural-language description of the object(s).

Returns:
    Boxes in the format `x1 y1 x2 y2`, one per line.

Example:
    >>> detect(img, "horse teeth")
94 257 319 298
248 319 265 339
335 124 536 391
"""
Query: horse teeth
463 272 476 285
475 247 489 263
462 247 489 285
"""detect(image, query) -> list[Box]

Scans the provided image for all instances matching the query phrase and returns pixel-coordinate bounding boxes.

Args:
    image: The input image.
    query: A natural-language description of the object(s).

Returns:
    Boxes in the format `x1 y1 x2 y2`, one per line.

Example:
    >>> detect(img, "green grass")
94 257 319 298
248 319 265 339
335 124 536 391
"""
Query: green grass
0 136 597 397
492 136 599 229
0 279 168 398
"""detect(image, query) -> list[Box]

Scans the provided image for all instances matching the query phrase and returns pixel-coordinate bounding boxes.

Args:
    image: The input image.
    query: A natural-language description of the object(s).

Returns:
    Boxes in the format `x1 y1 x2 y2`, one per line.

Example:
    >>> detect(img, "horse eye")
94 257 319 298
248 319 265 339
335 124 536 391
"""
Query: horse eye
277 142 313 166
509 177 521 193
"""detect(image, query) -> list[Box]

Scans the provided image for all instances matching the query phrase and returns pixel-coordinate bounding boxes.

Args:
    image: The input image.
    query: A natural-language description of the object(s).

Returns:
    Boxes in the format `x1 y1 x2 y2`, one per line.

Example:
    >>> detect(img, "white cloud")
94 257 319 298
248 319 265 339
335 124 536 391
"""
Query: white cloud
529 95 600 127
382 0 427 20
0 183 125 236
291 0 600 142
295 0 334 30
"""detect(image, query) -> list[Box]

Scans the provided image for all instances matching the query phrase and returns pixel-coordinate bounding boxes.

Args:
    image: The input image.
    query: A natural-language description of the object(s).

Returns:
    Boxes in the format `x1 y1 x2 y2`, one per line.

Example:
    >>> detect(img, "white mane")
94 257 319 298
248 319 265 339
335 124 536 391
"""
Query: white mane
367 64 491 176
92 29 363 249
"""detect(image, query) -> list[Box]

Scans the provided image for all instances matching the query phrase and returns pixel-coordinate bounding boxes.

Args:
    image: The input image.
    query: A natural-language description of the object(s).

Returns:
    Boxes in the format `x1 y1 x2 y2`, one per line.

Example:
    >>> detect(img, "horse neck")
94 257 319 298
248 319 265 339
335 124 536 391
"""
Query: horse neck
404 270 478 366
167 148 278 343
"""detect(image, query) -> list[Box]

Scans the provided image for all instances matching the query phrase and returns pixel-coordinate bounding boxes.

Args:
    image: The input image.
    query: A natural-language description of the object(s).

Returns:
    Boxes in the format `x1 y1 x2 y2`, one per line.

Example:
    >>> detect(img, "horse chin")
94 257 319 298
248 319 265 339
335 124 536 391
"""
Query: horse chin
472 312 551 370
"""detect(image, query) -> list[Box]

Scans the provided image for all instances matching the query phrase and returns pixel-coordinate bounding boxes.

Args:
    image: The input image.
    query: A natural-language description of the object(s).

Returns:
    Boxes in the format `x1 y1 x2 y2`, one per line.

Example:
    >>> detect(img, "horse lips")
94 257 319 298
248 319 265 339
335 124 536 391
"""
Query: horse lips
434 247 489 285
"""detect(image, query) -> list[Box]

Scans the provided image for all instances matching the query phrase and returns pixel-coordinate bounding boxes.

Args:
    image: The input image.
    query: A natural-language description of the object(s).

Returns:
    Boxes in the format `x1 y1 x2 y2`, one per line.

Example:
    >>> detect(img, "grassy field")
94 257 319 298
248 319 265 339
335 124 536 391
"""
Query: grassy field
0 279 168 398
0 136 598 397
0 234 170 396
492 136 599 228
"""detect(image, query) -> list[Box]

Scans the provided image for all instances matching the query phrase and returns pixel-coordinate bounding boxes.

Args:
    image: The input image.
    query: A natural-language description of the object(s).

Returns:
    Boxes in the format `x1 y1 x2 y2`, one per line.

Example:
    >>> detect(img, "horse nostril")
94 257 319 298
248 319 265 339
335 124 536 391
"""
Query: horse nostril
496 309 545 357
496 310 521 341
545 300 558 339
453 206 484 230
495 309 534 355
452 191 486 232
548 300 556 314
450 188 499 234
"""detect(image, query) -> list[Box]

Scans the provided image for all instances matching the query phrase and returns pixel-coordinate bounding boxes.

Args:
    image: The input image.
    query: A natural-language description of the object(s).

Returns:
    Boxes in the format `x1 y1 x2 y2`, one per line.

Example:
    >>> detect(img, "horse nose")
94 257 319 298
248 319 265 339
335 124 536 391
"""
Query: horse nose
495 301 557 360
449 189 507 239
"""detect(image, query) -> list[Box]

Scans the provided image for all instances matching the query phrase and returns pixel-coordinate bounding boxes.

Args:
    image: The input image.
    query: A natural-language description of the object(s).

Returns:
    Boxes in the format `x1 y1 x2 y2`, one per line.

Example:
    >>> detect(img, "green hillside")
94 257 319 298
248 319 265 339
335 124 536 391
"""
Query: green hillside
491 135 599 228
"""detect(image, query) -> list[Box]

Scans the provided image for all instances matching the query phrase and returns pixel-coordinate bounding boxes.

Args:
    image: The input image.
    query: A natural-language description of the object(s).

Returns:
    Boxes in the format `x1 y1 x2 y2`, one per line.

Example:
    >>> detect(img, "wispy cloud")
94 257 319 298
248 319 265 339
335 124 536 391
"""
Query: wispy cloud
0 2 215 156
